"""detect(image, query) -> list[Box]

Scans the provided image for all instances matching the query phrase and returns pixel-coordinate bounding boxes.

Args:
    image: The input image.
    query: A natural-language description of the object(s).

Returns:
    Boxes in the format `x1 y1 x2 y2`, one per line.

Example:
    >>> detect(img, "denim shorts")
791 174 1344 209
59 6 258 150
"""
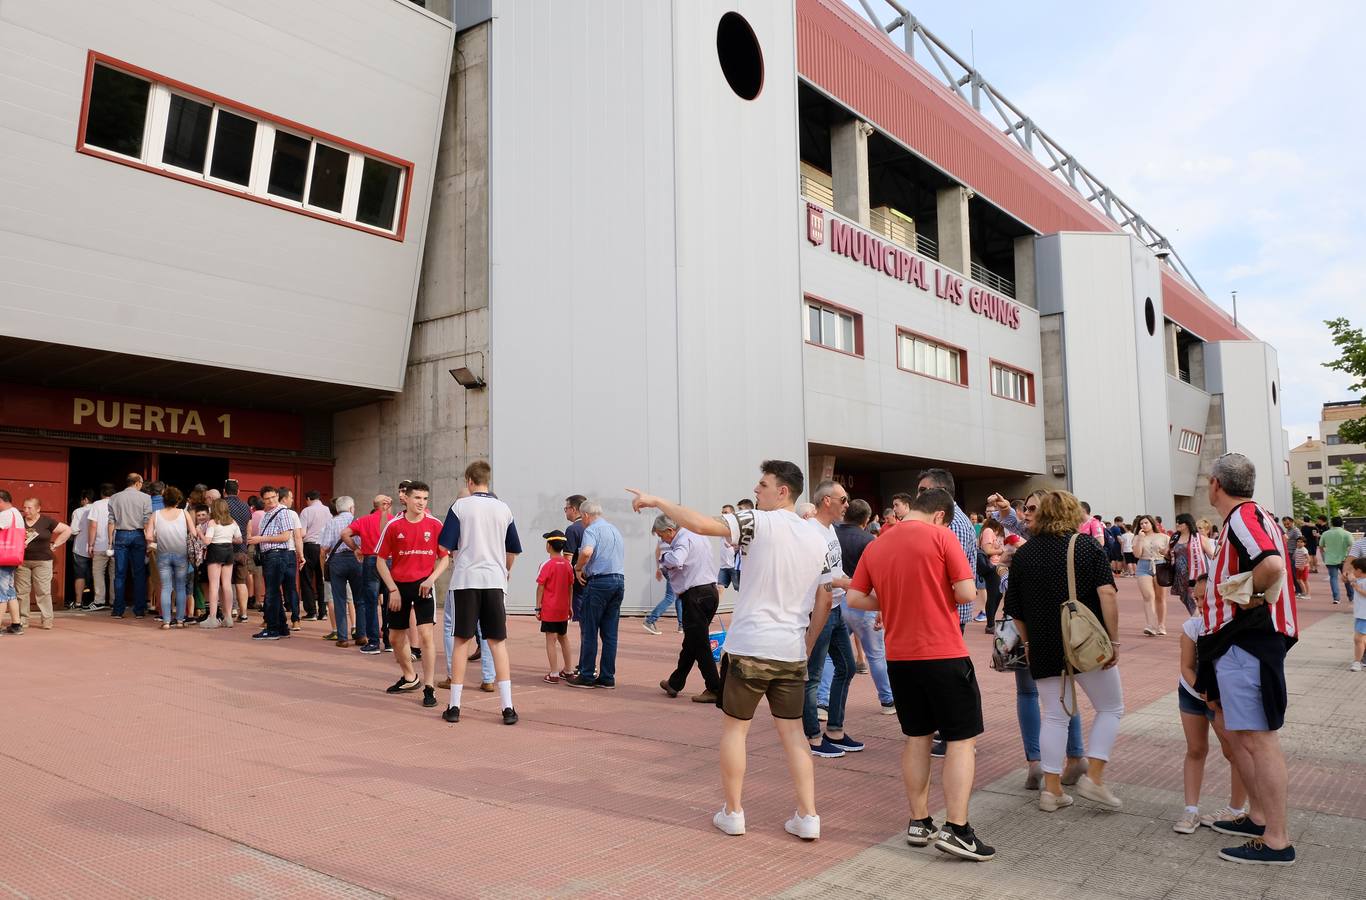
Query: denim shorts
1178 684 1214 719
1356 618 1366 636
1136 559 1155 578
717 567 738 589
0 565 15 602
1214 644 1272 731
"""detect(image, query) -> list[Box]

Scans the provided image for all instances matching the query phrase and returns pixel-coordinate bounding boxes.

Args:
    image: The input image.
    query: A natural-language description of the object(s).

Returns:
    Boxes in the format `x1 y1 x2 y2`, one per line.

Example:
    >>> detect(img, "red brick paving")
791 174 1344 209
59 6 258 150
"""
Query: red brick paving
0 568 1357 897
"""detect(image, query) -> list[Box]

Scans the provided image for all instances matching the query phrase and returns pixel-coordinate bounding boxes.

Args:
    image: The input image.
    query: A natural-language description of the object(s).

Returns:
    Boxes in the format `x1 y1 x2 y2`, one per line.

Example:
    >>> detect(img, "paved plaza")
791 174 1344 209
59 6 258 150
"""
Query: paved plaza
2 571 1362 899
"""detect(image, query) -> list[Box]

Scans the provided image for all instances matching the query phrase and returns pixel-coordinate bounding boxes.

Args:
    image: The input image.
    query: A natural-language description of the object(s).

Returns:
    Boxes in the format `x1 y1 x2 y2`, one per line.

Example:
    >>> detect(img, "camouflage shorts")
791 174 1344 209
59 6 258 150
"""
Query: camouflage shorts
720 654 807 721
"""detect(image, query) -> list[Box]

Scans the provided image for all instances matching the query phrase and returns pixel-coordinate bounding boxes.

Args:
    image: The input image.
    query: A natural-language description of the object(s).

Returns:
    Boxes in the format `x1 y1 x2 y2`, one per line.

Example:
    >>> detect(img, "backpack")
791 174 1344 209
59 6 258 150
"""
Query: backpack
1058 533 1115 715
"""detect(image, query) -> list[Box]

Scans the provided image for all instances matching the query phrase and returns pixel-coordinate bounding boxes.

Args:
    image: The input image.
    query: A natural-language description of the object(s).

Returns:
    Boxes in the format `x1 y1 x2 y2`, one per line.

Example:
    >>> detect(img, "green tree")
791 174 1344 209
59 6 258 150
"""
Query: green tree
1324 318 1366 445
1292 484 1324 520
1328 458 1366 517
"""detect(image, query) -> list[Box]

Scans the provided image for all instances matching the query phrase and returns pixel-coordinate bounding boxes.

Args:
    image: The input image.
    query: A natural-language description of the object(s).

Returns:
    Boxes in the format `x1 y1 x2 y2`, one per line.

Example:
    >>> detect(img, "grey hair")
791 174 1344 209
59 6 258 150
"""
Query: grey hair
1212 453 1256 497
580 500 603 516
651 514 677 535
334 495 355 513
796 502 817 518
811 480 840 505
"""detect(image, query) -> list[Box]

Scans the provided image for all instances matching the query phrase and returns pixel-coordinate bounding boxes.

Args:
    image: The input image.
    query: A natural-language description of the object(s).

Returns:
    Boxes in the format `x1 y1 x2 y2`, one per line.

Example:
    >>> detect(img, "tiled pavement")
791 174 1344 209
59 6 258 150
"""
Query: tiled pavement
1 570 1361 898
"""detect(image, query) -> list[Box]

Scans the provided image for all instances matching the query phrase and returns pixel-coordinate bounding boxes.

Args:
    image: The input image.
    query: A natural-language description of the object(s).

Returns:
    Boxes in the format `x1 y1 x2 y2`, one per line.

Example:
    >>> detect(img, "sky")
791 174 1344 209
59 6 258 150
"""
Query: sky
845 0 1363 445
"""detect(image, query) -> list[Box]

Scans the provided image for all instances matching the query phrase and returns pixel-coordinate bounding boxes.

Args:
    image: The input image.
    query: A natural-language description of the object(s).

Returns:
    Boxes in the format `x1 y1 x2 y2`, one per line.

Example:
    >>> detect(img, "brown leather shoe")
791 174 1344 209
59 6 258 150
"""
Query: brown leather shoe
691 690 718 703
480 682 496 692
437 678 452 689
660 679 678 698
336 639 351 648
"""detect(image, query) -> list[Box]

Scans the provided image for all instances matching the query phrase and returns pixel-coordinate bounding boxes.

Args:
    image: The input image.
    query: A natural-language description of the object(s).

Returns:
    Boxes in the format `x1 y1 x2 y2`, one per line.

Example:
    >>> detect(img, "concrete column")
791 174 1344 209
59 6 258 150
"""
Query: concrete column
1012 235 1037 308
831 119 872 227
936 186 971 275
1164 321 1179 378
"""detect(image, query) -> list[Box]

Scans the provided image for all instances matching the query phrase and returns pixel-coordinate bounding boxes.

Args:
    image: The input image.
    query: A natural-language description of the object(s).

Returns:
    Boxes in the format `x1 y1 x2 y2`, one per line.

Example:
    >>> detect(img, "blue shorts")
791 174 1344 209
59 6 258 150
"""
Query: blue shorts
1215 645 1272 731
1178 684 1214 719
717 567 738 589
1136 559 1155 578
0 565 15 602
1355 618 1366 636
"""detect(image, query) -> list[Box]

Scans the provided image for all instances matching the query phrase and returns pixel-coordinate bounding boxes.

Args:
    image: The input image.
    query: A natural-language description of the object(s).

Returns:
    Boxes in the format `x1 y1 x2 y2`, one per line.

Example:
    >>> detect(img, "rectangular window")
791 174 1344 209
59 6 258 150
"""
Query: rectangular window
307 143 350 213
1328 453 1366 466
1310 491 1324 500
1177 429 1202 454
84 64 151 158
803 298 862 356
1328 475 1345 486
77 52 413 240
897 330 967 386
208 110 256 186
990 361 1035 405
1308 476 1322 485
1307 460 1322 470
357 158 403 229
267 131 311 202
1326 434 1341 445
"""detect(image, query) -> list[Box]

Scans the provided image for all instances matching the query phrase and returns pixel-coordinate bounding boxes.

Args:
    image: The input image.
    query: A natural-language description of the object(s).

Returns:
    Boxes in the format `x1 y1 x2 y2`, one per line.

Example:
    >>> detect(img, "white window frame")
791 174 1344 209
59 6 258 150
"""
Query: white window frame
304 139 351 219
1178 429 1202 455
897 330 966 386
804 301 859 355
989 361 1033 405
204 107 259 190
85 64 157 164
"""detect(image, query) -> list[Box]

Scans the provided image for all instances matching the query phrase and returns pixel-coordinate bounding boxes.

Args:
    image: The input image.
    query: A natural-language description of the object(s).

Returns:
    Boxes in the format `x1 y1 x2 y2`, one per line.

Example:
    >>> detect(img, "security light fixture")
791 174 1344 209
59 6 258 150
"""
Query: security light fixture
449 366 485 390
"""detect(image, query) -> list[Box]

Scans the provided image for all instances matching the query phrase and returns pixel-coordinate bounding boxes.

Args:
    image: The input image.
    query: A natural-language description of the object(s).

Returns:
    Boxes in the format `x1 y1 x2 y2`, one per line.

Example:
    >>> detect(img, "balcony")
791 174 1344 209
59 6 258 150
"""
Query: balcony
970 261 1015 299
800 172 834 207
869 207 938 261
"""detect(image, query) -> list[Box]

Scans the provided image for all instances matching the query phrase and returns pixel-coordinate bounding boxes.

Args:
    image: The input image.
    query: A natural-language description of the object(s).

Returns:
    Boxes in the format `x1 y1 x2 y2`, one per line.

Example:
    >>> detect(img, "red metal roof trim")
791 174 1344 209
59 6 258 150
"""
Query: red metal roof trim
796 0 1250 342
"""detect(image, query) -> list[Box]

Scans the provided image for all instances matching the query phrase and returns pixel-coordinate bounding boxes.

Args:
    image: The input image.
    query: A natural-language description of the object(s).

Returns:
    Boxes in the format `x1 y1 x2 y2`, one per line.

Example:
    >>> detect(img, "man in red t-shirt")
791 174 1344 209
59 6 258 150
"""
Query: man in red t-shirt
341 494 392 652
847 488 992 862
375 482 450 708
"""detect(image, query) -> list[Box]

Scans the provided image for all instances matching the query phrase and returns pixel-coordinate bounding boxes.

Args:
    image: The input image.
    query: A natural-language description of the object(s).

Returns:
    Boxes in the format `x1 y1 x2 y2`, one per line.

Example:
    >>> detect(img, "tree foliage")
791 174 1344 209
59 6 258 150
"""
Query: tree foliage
1292 484 1324 521
1327 458 1366 518
1324 318 1366 445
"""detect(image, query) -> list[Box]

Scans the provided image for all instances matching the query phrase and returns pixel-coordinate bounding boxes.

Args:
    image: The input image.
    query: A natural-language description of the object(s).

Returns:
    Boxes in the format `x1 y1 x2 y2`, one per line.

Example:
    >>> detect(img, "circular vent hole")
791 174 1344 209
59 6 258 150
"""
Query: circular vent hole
717 12 763 101
1144 297 1156 336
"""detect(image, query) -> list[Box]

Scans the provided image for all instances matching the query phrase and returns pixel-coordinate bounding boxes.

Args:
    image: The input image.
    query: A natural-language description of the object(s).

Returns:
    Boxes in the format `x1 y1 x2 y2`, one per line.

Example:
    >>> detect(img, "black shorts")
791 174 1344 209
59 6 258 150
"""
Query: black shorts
1123 552 1136 564
540 619 568 635
72 554 92 581
451 588 507 641
887 657 984 741
387 580 435 630
206 544 235 566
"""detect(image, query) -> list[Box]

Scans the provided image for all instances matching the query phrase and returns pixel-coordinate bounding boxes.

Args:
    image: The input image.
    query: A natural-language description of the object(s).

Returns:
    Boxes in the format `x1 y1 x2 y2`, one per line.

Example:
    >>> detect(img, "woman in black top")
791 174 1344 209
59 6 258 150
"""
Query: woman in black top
1004 490 1123 813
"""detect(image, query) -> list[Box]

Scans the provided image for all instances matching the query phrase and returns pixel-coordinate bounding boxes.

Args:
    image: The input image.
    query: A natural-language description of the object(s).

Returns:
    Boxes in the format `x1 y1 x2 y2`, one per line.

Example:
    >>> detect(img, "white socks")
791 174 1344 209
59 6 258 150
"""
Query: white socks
498 679 513 709
448 684 463 709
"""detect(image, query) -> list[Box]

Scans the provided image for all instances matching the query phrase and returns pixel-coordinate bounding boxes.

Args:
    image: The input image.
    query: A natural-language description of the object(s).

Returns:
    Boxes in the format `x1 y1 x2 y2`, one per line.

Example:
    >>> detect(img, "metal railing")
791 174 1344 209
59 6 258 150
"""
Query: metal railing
868 207 938 260
970 261 1015 299
853 0 1205 293
799 172 834 206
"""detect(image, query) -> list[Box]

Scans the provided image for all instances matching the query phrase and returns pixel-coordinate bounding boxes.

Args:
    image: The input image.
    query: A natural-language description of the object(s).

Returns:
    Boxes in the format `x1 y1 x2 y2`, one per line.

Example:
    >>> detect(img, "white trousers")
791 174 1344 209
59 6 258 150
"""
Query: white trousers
1036 666 1124 774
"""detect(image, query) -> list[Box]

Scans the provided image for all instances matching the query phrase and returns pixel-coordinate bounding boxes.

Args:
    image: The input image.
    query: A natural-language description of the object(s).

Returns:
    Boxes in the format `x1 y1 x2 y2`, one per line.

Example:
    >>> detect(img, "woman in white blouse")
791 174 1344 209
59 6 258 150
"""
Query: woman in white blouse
1131 515 1170 636
200 499 242 628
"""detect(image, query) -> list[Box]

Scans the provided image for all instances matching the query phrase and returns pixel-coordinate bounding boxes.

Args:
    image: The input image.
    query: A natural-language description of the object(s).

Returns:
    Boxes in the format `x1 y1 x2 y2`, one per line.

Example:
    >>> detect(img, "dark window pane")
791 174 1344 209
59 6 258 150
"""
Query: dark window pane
85 65 150 157
209 110 256 185
161 94 212 172
307 144 349 212
267 131 310 201
356 158 402 229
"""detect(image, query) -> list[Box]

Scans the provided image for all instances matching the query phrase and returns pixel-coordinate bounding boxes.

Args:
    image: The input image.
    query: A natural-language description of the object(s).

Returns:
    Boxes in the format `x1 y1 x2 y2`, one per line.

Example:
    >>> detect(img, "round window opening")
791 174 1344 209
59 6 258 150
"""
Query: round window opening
1144 297 1156 336
717 12 763 100
1271 382 1277 404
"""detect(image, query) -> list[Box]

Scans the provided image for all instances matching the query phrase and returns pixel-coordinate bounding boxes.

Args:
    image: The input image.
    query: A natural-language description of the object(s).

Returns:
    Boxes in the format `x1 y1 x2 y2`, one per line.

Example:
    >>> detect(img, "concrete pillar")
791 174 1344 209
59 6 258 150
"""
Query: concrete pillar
936 186 971 275
1164 321 1179 378
1012 235 1036 307
831 119 872 227
1187 341 1206 390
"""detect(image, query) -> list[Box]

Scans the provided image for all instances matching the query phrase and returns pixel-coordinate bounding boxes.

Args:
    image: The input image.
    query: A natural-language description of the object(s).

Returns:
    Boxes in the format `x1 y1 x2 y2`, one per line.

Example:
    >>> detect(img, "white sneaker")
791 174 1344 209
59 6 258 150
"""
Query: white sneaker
713 806 745 836
1075 774 1122 810
1173 809 1200 834
784 811 820 841
1350 660 1363 672
1038 790 1073 812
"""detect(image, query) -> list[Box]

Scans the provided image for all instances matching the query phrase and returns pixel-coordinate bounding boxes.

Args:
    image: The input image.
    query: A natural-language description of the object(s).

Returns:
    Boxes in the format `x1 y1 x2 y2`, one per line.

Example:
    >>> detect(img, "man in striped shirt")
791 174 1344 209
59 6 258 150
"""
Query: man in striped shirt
1199 453 1296 867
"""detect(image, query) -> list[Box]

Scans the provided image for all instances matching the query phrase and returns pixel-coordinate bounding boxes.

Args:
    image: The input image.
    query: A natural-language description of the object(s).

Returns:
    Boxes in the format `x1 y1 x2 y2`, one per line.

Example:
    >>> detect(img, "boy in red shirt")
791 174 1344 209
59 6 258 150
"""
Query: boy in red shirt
535 530 574 682
847 487 993 862
375 481 450 708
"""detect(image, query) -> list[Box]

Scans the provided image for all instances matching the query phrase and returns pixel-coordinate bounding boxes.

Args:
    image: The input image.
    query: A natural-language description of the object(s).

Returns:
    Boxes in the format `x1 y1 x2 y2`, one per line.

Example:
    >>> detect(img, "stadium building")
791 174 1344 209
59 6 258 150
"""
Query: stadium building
1 0 1289 609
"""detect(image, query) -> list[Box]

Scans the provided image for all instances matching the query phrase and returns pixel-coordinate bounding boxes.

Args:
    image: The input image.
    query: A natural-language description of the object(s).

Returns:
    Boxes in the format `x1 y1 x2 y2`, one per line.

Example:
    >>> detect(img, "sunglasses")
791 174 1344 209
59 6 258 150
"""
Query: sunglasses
1023 504 1038 513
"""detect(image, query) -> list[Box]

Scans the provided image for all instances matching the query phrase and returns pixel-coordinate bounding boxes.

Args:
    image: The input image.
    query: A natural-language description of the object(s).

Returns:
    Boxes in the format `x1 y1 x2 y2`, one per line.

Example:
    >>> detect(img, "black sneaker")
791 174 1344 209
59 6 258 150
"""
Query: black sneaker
930 740 947 759
468 648 482 662
6 624 23 634
933 824 995 861
502 707 519 725
562 673 597 688
1212 815 1266 838
422 687 437 708
412 648 422 661
386 676 420 694
1218 839 1295 866
251 629 280 641
442 706 460 723
359 643 382 655
906 817 938 847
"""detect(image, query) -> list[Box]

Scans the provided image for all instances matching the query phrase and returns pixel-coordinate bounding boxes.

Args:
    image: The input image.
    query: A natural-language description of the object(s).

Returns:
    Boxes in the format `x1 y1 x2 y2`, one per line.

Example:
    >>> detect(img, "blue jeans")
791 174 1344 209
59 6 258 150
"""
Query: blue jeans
804 605 854 739
820 606 892 706
1016 667 1084 760
329 551 363 641
358 556 382 645
577 574 625 684
157 551 188 623
261 550 297 634
645 579 679 625
113 530 147 616
1327 563 1355 603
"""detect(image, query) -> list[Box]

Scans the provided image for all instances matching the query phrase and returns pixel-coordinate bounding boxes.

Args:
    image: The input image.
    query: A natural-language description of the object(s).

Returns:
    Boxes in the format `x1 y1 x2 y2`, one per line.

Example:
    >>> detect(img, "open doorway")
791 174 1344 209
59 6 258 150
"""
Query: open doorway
66 447 149 607
156 453 230 497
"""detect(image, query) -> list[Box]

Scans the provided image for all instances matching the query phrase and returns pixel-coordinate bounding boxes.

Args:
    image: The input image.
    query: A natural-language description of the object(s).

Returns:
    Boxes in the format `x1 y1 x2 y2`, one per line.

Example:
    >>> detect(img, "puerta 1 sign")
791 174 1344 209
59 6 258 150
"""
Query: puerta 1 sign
805 202 1022 330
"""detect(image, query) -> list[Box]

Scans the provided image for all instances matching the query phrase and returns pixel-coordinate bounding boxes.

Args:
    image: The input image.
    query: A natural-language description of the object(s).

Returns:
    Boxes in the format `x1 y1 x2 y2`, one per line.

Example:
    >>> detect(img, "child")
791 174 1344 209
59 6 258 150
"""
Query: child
1292 538 1310 599
536 530 574 683
1173 612 1248 832
1350 558 1366 672
1120 525 1136 577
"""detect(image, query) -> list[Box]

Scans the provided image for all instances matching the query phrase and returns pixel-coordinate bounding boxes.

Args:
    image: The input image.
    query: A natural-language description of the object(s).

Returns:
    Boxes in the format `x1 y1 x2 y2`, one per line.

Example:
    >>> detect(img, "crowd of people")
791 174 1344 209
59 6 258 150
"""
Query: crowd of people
1 448 1361 869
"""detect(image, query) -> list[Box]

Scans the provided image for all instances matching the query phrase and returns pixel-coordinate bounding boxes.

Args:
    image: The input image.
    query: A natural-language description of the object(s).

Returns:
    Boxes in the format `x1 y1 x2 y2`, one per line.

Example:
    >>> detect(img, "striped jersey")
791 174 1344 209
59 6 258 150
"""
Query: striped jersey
1205 501 1297 637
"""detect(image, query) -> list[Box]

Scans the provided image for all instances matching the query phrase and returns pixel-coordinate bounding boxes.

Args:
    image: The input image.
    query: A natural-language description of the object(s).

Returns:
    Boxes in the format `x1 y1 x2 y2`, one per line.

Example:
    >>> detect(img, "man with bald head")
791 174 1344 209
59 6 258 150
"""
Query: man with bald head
342 494 393 653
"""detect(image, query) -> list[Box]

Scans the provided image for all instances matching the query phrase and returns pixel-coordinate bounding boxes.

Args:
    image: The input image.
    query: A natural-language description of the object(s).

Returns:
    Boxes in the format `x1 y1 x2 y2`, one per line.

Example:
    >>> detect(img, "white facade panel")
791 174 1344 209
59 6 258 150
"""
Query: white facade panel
1167 376 1210 497
800 207 1044 474
1206 341 1289 513
0 0 453 390
1130 241 1174 515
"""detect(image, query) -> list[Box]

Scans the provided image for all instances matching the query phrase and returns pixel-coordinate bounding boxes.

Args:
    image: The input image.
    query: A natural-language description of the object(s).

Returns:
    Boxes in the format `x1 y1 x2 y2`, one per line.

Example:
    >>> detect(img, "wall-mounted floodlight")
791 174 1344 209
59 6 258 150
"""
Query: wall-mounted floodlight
449 367 485 389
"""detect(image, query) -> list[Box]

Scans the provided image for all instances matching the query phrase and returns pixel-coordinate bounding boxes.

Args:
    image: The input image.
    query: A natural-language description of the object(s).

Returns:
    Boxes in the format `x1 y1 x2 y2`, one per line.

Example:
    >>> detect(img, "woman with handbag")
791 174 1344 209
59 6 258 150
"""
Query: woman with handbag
1168 514 1200 617
0 490 27 633
1004 490 1123 813
1132 515 1169 635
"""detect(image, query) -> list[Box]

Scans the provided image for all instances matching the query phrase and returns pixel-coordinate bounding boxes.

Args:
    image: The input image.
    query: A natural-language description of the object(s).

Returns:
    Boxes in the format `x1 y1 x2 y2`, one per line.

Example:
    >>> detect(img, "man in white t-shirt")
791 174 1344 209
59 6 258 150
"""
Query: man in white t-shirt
803 480 860 758
85 484 115 610
68 491 94 610
629 459 833 842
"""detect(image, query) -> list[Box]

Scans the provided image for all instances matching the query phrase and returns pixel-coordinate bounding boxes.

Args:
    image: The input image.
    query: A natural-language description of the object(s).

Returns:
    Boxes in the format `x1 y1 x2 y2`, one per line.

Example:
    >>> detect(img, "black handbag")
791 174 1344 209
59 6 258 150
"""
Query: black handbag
1154 547 1176 588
